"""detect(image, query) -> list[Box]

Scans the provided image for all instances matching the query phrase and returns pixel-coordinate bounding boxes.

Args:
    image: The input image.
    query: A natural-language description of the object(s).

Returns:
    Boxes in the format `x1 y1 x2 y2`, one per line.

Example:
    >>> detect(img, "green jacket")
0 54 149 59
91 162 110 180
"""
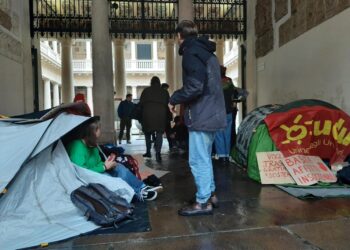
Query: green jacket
66 139 105 173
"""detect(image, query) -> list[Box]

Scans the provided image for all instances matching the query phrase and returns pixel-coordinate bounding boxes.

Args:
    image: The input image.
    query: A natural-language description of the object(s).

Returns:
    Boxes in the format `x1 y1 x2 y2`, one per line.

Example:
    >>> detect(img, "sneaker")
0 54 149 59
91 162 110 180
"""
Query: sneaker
143 152 151 158
140 186 157 201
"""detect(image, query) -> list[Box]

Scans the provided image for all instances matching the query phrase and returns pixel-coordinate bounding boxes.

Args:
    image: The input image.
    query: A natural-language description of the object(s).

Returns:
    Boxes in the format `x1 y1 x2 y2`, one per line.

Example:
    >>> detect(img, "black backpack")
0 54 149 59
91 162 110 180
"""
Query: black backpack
71 183 134 228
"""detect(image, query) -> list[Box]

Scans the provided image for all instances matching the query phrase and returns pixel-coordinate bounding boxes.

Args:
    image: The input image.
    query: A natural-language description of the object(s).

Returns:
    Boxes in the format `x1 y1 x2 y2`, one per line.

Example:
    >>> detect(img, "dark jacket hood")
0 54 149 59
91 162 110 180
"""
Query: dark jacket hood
179 36 216 56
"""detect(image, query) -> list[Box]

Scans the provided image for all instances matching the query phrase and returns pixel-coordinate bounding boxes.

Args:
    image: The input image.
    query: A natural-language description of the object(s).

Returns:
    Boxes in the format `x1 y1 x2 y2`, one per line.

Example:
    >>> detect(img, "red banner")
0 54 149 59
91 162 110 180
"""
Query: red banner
264 106 350 164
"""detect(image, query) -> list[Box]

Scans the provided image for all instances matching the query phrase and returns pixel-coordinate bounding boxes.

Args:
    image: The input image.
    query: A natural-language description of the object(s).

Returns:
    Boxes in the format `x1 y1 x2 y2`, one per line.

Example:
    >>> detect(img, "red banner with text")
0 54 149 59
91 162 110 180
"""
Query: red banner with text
264 106 350 164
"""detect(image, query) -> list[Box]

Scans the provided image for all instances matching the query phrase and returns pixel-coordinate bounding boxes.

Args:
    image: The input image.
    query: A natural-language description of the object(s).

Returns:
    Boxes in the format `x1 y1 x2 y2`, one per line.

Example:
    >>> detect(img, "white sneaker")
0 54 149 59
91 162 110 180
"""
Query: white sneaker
140 186 157 201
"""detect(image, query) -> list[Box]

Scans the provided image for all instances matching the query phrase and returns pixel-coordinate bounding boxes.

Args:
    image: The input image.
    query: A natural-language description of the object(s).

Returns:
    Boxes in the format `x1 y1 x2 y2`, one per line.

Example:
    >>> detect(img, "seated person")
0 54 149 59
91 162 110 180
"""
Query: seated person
170 116 188 151
65 117 160 201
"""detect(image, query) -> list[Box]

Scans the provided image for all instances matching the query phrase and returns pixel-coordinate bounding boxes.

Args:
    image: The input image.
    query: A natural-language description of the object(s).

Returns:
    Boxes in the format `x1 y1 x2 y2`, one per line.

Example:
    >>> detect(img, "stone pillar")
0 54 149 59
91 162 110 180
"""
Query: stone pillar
132 86 137 99
175 0 194 92
246 0 258 112
86 40 91 60
87 86 94 115
52 41 58 54
216 39 225 65
131 41 136 60
53 83 60 106
165 39 175 93
92 0 115 143
44 79 52 109
61 38 74 103
152 41 158 60
113 39 126 100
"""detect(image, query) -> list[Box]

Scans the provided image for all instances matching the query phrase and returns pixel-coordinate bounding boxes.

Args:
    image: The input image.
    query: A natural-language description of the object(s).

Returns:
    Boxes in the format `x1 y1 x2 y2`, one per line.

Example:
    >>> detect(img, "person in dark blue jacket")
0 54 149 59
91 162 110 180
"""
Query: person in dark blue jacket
169 20 226 216
117 94 135 144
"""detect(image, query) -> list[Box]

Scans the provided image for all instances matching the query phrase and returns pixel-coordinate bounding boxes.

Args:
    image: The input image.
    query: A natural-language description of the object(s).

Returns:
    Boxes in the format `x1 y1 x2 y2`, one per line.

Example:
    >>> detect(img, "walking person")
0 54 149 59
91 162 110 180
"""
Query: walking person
117 94 134 144
140 76 169 163
168 20 226 216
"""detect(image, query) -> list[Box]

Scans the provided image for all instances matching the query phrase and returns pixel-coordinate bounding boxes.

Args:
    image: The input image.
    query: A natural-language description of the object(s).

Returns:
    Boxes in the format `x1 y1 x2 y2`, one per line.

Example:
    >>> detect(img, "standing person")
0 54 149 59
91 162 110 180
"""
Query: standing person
161 83 173 150
117 94 134 144
140 76 169 162
214 66 236 164
168 20 226 216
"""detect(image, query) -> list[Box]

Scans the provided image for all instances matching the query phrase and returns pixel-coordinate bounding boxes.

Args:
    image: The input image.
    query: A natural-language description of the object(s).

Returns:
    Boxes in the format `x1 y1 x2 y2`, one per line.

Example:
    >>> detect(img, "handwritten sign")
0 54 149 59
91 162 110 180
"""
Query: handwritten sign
256 152 295 184
281 155 337 186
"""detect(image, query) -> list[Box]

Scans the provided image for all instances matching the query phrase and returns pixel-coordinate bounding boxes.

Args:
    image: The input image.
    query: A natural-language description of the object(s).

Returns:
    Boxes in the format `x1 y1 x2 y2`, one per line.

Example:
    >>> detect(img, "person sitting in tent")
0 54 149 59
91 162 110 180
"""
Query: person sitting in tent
65 117 160 201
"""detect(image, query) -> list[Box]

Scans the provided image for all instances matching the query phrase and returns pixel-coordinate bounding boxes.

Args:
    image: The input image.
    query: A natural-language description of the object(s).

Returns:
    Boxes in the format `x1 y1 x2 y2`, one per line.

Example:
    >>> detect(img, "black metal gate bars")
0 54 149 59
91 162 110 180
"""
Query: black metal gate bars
30 0 246 39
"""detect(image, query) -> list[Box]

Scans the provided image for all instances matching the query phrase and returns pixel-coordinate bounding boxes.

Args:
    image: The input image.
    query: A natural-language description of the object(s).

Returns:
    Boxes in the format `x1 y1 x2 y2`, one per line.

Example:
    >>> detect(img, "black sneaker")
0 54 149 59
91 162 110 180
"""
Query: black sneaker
140 186 157 201
143 152 151 158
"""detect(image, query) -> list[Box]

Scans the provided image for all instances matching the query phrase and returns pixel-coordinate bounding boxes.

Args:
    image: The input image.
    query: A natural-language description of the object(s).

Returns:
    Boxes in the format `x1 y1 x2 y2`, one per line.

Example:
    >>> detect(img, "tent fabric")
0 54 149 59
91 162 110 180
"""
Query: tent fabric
233 104 282 166
277 185 350 199
0 114 135 250
0 113 89 192
246 124 278 182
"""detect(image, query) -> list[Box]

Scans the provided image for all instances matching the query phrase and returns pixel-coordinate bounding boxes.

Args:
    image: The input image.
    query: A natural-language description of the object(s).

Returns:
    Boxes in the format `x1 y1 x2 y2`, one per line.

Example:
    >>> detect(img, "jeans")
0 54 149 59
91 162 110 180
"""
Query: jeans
145 131 163 153
108 164 145 196
189 131 216 203
214 114 233 157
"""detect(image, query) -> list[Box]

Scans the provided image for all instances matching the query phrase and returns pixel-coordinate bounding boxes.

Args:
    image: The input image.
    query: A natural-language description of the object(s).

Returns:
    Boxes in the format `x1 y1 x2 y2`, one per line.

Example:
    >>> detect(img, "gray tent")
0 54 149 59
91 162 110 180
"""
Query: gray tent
0 113 134 249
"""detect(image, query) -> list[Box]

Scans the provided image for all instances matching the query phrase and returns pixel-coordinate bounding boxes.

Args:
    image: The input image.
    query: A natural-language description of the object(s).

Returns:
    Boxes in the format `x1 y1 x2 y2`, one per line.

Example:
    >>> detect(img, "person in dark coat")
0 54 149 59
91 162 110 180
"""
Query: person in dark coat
168 20 226 216
140 76 169 162
117 93 135 144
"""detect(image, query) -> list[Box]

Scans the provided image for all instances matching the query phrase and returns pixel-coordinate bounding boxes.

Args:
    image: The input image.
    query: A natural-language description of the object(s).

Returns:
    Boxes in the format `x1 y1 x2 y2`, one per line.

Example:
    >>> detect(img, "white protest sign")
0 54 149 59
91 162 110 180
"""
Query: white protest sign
256 151 295 184
281 155 337 186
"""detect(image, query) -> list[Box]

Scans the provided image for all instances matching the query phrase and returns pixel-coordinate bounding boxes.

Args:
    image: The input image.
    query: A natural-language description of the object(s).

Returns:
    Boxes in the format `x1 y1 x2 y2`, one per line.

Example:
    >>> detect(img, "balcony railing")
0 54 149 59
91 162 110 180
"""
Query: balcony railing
40 41 61 67
73 59 165 73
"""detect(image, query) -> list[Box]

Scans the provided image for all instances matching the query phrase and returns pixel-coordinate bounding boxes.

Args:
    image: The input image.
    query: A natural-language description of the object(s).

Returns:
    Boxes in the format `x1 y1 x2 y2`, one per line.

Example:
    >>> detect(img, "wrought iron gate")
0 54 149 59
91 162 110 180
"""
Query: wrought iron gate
30 0 246 39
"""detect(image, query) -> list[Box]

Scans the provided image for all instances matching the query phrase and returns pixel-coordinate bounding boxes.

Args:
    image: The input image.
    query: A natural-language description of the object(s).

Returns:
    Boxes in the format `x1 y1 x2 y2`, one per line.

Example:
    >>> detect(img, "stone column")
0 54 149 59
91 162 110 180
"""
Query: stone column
87 86 94 115
225 40 230 54
52 41 58 54
86 40 91 60
53 83 60 106
44 79 52 109
152 41 158 60
92 0 115 143
131 41 136 60
216 39 225 65
132 86 137 99
113 39 126 100
175 0 194 92
165 39 175 93
61 38 74 103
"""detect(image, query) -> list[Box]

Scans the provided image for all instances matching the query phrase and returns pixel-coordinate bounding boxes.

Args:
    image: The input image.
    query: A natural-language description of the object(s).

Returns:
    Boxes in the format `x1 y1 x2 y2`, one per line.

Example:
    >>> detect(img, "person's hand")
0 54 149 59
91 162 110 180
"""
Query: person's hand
168 103 176 113
104 154 117 170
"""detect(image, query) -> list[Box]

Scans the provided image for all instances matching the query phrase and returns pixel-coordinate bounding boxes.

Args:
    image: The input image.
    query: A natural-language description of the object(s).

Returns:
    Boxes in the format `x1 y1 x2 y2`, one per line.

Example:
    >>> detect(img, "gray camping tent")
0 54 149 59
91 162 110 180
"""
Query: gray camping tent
0 113 134 249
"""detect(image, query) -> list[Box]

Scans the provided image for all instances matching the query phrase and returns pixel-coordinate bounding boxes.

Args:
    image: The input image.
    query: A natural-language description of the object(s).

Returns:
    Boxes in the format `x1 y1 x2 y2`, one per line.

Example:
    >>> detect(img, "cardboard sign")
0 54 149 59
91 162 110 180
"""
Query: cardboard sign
281 155 337 186
256 152 295 184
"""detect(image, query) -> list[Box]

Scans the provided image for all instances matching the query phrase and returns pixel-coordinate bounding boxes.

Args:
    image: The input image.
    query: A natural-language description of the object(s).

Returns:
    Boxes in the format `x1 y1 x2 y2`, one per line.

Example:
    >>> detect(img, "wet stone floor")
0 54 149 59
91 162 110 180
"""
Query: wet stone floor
48 140 350 250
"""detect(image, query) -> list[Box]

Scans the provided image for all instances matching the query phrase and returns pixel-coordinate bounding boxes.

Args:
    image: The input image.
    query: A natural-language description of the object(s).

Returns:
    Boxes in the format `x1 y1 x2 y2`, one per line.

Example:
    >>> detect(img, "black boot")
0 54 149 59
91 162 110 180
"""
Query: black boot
143 152 151 158
156 152 162 162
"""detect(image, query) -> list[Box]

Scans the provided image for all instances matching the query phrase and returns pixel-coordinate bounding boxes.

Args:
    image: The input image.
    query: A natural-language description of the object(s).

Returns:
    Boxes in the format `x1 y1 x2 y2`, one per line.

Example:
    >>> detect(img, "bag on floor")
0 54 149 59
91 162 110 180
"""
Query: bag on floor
143 174 162 188
71 183 134 228
116 154 142 180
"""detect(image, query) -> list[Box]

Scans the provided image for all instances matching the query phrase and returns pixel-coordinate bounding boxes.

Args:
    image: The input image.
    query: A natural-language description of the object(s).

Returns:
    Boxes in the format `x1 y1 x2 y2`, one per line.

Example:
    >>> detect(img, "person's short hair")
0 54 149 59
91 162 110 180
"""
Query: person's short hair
175 20 198 39
150 76 161 87
161 83 169 89
126 93 132 98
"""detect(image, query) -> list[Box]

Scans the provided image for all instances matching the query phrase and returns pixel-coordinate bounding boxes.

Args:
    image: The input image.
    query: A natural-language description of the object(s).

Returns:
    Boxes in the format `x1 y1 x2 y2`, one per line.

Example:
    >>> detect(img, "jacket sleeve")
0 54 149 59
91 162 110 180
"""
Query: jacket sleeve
117 101 123 118
170 53 206 105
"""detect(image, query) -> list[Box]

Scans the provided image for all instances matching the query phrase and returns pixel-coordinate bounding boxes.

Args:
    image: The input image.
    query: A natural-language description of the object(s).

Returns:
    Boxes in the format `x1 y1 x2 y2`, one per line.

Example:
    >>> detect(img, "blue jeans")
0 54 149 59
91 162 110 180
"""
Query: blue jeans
189 131 216 203
108 164 145 195
214 114 232 157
